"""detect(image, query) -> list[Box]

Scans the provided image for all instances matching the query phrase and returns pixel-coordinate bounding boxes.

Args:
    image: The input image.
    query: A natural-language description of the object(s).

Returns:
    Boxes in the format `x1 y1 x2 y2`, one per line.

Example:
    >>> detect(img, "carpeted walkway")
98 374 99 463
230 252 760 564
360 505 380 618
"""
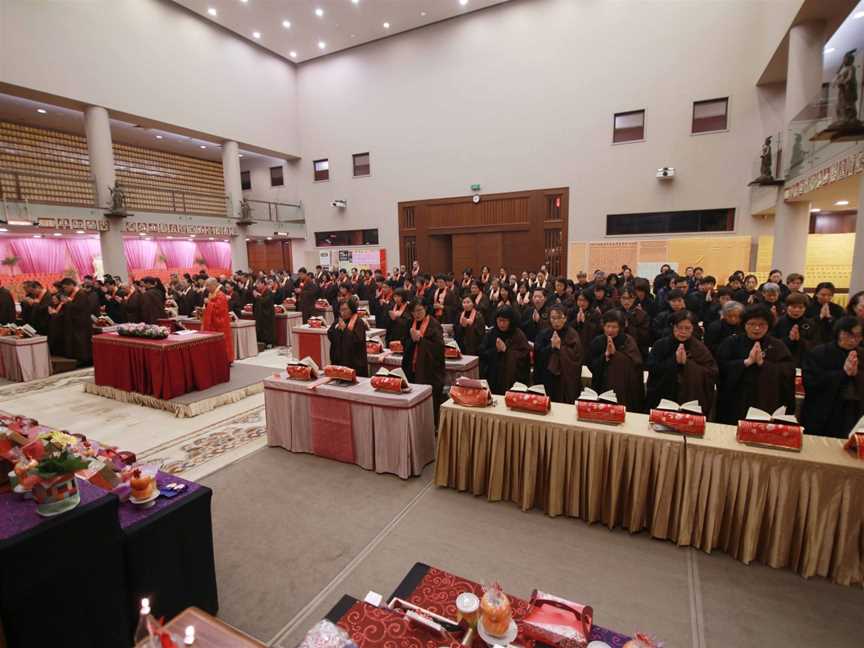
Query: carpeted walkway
201 448 862 648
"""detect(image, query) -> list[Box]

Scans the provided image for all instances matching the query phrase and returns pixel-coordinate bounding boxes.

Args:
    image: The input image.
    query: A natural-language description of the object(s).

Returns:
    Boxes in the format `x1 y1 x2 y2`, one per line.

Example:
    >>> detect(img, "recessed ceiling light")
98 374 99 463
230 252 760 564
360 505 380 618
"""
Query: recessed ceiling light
207 7 217 16
383 21 390 29
75 230 85 234
239 154 244 158
459 0 469 6
200 145 207 149
825 47 835 53
835 200 849 206
267 236 273 240
318 40 326 49
36 108 47 114
289 51 297 58
245 238 250 242
138 232 146 236
33 234 42 238
52 232 62 237
190 234 196 238
282 20 291 29
352 0 359 4
315 7 324 17
167 235 174 239
209 237 215 241
155 135 163 139
810 208 820 213
420 11 427 17
252 31 261 39
854 11 864 19
240 0 248 3
0 228 8 232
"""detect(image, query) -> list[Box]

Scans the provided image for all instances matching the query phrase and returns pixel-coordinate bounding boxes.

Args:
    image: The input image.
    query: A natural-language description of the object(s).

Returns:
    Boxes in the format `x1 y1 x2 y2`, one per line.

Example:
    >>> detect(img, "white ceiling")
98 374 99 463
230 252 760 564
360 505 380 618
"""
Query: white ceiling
172 0 512 63
0 93 283 164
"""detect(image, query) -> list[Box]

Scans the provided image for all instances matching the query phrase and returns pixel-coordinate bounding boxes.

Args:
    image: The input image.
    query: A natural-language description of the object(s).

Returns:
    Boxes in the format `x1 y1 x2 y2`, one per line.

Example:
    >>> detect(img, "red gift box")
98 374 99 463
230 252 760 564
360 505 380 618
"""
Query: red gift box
324 365 357 383
576 400 625 424
370 375 405 393
287 365 314 381
521 590 593 648
795 374 805 396
445 347 462 359
275 305 285 314
242 304 253 313
505 390 551 413
315 299 330 310
649 409 705 437
736 420 802 451
844 431 864 460
389 341 404 354
366 340 383 354
308 318 325 328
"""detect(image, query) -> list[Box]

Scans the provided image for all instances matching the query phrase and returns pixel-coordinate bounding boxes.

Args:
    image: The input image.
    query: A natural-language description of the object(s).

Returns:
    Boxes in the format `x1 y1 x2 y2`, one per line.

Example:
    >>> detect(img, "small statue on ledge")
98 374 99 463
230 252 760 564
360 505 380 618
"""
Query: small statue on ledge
238 198 252 222
107 183 128 215
814 49 864 141
749 136 783 186
788 132 805 174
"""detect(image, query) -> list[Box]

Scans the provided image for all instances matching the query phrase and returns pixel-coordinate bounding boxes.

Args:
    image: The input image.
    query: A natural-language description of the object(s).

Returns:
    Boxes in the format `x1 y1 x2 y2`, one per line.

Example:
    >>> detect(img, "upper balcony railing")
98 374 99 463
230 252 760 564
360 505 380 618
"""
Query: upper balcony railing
0 168 96 210
244 198 304 224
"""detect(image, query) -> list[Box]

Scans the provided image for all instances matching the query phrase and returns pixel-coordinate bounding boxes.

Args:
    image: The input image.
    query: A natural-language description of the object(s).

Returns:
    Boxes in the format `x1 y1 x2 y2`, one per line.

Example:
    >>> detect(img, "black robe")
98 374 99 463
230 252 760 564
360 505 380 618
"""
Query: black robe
0 287 16 324
228 290 246 318
479 326 531 395
645 336 717 414
140 288 165 324
534 326 583 404
175 288 198 317
772 314 816 368
253 291 276 346
715 334 795 425
572 308 602 352
385 304 412 346
586 333 644 412
401 316 446 422
622 306 651 361
703 319 741 357
123 291 144 323
327 316 369 377
298 280 321 323
26 292 52 336
521 303 552 344
454 310 486 356
800 342 864 438
62 290 94 365
807 301 845 346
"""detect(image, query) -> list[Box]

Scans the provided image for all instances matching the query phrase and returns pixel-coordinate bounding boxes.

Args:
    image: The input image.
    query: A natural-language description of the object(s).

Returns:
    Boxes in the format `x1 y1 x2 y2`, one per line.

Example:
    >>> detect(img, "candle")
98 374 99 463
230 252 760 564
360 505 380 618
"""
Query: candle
184 625 195 646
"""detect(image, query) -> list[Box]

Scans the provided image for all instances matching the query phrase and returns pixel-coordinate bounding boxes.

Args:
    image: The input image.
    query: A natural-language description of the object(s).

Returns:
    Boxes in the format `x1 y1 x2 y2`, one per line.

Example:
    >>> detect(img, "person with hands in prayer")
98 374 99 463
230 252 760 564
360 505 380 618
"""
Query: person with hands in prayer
327 299 369 377
402 301 446 423
807 282 845 345
455 294 486 355
586 309 644 412
480 306 531 395
534 304 583 403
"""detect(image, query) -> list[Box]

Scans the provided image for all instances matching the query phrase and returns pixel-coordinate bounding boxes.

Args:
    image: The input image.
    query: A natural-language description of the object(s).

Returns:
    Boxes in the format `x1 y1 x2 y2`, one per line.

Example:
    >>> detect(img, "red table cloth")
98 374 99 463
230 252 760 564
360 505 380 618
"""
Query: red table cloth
92 332 229 400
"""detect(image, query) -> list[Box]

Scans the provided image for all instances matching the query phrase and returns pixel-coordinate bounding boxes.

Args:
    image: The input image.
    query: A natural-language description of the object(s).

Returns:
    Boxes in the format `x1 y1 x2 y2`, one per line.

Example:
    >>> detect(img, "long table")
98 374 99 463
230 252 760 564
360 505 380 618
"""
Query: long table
323 562 631 647
0 335 52 382
177 317 258 360
435 399 864 585
368 350 480 386
92 331 229 400
265 373 435 478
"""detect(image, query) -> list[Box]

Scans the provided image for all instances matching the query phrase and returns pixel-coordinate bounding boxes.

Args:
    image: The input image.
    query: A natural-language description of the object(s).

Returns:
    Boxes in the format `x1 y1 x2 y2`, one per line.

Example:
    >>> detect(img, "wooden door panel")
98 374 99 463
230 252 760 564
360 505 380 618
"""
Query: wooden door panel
452 234 475 276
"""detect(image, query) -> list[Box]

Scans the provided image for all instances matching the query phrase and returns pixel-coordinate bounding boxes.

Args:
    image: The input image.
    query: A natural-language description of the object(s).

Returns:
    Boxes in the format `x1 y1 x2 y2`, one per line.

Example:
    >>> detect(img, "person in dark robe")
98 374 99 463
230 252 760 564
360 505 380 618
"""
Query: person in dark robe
22 281 52 335
385 288 411 345
521 287 552 344
401 301 446 423
122 282 145 323
327 299 369 376
0 281 15 324
431 274 460 325
618 288 651 361
704 300 743 357
586 310 645 412
801 316 864 438
591 283 615 313
633 278 658 319
652 289 688 341
807 282 845 345
534 304 583 404
848 290 864 323
684 276 717 324
47 287 66 356
772 291 815 368
225 282 245 318
572 290 602 351
733 274 760 306
468 282 491 323
715 305 795 425
645 310 718 414
479 305 531 395
552 277 575 319
139 278 165 324
100 279 125 323
455 295 486 356
252 280 276 348
295 268 321 323
173 279 198 317
57 278 93 366
760 282 786 321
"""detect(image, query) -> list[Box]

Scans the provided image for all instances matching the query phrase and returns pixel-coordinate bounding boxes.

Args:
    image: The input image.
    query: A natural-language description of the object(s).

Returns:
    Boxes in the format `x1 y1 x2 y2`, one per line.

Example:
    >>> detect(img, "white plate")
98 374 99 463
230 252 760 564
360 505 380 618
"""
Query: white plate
477 619 517 646
587 642 612 648
129 490 159 507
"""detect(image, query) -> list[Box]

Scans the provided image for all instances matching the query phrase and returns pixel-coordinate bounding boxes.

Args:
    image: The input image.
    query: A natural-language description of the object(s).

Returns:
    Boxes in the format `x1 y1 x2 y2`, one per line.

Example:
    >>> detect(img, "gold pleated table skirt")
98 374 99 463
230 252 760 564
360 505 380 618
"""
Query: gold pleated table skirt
435 400 864 586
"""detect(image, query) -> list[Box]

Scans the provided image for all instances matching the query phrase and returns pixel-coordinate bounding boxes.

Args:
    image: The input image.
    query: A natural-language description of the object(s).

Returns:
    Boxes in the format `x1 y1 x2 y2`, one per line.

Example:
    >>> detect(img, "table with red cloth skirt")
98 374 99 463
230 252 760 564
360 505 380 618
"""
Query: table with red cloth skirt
323 562 632 648
239 311 297 347
264 373 435 478
92 332 229 400
368 350 479 386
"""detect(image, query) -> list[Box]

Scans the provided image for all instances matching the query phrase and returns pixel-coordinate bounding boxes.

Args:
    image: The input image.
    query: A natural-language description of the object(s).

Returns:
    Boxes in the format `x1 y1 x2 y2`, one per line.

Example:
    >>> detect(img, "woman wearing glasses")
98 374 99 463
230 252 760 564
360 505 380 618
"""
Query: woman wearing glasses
715 304 795 424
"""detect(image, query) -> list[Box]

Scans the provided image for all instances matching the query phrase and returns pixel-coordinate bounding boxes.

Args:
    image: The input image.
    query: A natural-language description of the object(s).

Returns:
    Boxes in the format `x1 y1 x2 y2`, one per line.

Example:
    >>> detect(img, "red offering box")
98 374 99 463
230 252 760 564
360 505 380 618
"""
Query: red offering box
505 391 551 413
275 305 285 314
577 400 626 424
324 365 357 382
649 409 705 437
366 341 383 354
522 590 593 648
315 299 330 309
242 304 253 313
844 432 864 460
389 341 404 353
308 318 325 329
370 375 404 393
444 347 462 359
736 420 803 451
286 365 314 381
795 375 805 396
450 385 491 407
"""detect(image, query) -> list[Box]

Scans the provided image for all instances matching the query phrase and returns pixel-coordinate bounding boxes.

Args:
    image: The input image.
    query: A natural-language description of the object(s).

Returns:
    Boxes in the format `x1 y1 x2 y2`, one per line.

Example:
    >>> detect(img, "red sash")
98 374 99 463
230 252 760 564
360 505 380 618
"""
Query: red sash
460 309 476 327
411 315 430 371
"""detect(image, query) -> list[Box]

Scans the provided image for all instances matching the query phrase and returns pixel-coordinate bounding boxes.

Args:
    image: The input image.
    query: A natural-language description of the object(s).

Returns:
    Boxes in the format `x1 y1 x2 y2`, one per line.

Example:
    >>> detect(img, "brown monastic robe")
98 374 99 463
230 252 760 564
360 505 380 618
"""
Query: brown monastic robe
534 325 583 404
479 326 531 395
455 309 486 356
586 332 645 412
401 316 446 421
139 288 165 324
645 335 717 414
327 315 369 377
62 290 94 366
298 279 321 323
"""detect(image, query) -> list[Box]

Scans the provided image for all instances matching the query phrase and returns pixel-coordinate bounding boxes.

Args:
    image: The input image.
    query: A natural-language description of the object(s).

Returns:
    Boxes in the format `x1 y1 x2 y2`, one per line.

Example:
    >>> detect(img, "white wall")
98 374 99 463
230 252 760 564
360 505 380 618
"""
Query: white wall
0 0 299 156
293 0 802 264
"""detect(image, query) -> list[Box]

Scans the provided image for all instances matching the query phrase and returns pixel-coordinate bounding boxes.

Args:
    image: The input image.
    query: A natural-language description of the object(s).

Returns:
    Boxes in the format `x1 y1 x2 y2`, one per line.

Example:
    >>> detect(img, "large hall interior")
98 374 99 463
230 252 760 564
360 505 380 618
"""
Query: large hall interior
1 1 864 647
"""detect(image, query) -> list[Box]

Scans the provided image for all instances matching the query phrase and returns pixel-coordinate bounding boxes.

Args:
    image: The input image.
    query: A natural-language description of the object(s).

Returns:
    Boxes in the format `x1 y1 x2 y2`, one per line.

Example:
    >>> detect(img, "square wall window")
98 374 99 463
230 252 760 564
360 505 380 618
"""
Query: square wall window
692 98 728 133
313 158 329 182
240 170 251 191
270 165 284 187
353 152 371 177
613 110 645 143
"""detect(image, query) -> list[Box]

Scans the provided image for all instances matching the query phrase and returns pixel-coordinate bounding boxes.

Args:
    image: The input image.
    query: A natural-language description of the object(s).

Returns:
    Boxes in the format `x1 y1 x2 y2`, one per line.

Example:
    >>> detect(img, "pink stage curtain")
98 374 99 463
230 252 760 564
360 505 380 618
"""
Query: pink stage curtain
10 239 67 274
159 240 197 268
65 239 101 278
196 242 231 270
123 239 159 270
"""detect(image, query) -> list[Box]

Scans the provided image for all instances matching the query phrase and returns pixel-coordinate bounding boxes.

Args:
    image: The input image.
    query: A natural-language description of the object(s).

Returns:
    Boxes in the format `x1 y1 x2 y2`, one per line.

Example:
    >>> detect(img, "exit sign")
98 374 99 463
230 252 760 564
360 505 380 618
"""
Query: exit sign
470 184 481 192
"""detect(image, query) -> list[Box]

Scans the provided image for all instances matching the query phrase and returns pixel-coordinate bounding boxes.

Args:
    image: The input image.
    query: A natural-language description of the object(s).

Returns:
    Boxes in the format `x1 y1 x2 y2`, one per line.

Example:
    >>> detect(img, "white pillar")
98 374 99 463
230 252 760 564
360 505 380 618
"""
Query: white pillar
771 21 825 275
85 106 128 281
222 140 249 272
850 176 864 295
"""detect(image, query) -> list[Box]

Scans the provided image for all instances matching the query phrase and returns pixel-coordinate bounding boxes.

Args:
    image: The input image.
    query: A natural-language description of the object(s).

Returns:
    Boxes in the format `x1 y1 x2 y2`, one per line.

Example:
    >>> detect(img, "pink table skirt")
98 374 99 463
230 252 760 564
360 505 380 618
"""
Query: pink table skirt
370 351 479 386
264 375 435 479
0 336 52 382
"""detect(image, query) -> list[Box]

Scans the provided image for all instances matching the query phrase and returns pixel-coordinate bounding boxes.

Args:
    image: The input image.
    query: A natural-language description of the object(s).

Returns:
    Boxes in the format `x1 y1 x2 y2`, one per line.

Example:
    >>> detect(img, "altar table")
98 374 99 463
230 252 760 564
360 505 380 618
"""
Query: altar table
239 311 296 347
135 607 263 648
368 350 479 386
292 325 386 367
0 335 52 382
177 317 258 360
436 399 864 585
265 373 435 478
92 331 229 400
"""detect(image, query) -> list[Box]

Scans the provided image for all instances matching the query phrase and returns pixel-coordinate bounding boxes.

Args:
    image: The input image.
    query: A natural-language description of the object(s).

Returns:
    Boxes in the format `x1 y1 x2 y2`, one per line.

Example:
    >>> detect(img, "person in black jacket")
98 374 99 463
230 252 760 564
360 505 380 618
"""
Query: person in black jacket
684 276 716 324
652 289 687 341
772 292 815 368
0 281 16 325
800 316 864 438
807 282 845 345
521 287 552 344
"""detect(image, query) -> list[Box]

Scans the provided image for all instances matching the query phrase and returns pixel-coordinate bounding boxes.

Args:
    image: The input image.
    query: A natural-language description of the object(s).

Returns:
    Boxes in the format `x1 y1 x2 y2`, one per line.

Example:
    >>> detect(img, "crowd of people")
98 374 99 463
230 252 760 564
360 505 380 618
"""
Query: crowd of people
1 260 862 439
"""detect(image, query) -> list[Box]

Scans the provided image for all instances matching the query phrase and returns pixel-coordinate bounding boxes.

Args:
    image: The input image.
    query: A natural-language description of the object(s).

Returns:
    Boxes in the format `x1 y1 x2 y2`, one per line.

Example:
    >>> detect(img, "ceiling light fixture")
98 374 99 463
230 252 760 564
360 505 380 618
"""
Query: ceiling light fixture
138 232 146 236
282 20 291 28
810 208 820 213
207 7 217 16
854 11 864 19
835 200 849 206
383 21 390 28
315 8 324 17
200 145 207 149
352 0 359 4
240 0 248 3
52 232 62 237
36 108 47 114
33 234 42 239
155 135 163 139
0 228 7 232
252 31 261 39
76 230 85 234
266 236 273 240
318 40 326 49
239 153 245 158
289 51 297 58
421 11 427 17
825 47 835 53
459 0 469 6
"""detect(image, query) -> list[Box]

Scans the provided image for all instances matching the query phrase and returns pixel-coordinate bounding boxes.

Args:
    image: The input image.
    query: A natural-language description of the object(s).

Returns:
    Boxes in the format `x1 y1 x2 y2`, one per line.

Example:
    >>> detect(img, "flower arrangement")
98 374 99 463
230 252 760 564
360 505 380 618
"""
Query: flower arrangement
117 323 171 339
